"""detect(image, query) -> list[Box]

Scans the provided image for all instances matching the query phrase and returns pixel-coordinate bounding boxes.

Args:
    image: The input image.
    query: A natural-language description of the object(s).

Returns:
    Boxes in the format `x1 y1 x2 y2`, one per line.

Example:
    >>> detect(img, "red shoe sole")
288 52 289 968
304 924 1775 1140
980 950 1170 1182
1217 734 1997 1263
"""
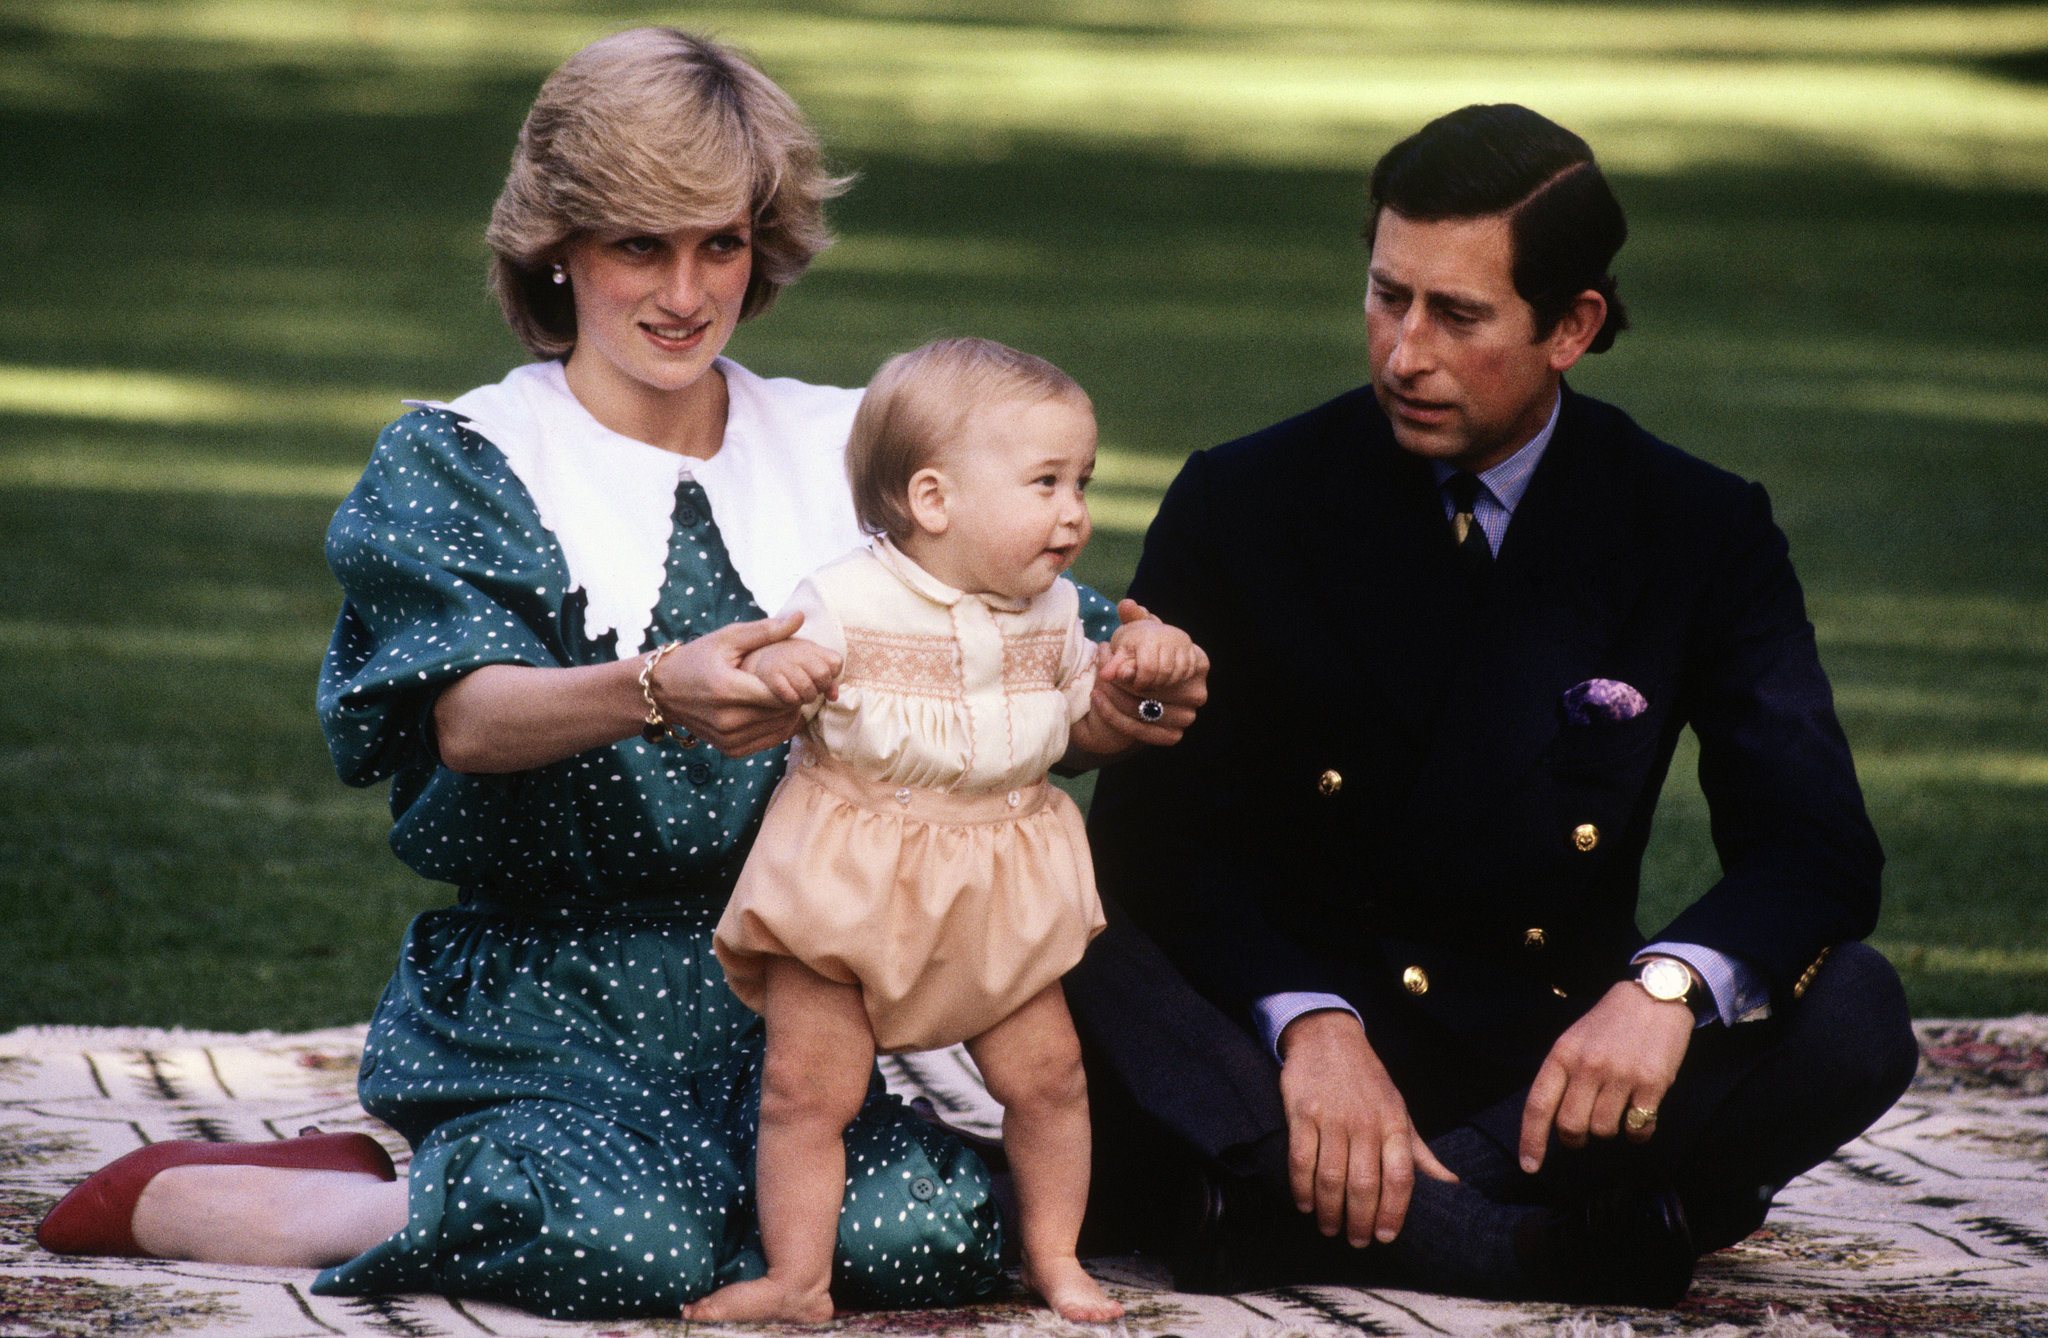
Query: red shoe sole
37 1131 397 1257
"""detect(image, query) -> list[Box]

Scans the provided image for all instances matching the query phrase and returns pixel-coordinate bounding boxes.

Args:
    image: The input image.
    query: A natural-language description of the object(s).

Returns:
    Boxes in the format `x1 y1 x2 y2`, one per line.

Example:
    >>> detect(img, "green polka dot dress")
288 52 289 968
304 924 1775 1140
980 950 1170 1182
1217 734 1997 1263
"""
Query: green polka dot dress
308 365 1111 1319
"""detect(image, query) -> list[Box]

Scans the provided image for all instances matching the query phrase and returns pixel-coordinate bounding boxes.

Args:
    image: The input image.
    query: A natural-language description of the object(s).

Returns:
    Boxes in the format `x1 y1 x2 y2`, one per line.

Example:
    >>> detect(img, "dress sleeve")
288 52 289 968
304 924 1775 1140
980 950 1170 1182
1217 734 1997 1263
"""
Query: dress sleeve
317 409 575 792
1072 581 1120 642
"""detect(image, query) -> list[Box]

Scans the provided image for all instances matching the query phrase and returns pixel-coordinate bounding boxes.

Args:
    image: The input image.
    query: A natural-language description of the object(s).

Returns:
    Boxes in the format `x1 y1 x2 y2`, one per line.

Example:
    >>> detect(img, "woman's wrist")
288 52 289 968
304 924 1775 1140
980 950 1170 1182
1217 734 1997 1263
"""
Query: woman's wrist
638 641 701 748
434 657 656 773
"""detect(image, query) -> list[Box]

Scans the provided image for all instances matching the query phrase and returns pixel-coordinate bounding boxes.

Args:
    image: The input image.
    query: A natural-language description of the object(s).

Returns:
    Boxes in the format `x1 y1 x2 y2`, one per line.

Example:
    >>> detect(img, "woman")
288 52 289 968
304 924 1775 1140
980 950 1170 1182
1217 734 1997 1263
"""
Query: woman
36 27 1196 1319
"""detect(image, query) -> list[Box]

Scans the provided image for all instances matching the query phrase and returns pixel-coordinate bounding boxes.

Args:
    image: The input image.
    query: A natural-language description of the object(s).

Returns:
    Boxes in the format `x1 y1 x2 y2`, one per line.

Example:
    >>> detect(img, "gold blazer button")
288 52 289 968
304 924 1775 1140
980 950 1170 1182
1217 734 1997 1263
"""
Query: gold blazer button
1523 927 1547 951
1572 823 1600 852
1318 769 1343 797
1402 965 1429 995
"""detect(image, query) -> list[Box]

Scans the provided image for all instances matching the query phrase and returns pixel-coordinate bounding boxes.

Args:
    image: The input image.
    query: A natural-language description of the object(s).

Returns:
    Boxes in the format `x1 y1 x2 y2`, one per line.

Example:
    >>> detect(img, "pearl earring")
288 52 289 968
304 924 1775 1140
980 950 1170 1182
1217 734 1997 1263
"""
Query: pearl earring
550 263 567 285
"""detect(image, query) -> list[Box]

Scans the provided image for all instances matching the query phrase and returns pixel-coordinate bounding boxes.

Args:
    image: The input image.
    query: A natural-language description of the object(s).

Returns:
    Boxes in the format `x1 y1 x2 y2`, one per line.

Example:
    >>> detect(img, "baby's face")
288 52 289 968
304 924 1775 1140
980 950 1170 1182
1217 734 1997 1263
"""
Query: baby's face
929 391 1096 601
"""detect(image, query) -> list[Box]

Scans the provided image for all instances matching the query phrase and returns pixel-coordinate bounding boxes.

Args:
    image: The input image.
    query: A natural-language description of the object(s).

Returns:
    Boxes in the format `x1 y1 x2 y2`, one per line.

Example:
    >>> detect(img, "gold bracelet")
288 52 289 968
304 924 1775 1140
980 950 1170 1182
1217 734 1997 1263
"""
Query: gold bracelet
637 641 698 747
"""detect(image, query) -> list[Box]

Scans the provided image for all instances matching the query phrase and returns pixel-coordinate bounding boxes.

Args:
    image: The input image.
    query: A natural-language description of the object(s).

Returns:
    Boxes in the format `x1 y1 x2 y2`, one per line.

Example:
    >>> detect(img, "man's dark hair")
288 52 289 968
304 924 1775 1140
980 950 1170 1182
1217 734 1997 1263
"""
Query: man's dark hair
1368 103 1630 353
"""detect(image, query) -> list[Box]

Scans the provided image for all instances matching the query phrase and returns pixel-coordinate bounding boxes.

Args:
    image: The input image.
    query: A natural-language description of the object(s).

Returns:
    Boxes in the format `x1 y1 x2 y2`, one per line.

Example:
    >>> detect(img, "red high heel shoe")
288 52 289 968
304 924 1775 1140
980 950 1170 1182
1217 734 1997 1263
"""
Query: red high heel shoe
37 1128 397 1257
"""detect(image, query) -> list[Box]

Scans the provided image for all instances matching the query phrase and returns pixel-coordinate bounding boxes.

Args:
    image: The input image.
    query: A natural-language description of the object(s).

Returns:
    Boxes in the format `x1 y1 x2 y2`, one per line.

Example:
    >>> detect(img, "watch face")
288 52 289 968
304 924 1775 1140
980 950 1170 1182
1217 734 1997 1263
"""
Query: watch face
1639 958 1691 1002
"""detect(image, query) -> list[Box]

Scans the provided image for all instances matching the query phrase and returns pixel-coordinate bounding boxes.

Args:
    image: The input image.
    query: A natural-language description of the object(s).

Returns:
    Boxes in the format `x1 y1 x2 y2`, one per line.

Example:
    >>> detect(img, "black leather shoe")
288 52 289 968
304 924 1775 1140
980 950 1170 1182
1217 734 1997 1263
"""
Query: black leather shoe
1165 1166 1333 1294
1527 1184 1695 1307
1164 1165 1238 1292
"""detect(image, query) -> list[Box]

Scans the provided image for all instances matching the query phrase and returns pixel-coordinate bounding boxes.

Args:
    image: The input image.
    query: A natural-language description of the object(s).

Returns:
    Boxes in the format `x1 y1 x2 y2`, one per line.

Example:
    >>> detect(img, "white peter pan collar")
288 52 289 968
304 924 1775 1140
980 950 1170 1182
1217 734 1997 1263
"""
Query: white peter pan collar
418 358 861 655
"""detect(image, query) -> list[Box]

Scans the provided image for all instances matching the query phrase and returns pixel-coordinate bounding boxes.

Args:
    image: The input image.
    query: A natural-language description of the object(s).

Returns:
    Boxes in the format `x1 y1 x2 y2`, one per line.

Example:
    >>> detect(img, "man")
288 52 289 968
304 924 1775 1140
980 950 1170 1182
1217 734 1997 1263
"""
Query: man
1069 104 1918 1304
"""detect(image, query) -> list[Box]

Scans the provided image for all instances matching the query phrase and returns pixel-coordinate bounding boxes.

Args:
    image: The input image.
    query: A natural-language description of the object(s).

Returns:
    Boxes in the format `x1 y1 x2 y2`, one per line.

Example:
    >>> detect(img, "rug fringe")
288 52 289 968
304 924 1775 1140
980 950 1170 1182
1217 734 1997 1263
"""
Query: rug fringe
0 1023 370 1050
1530 1304 1852 1338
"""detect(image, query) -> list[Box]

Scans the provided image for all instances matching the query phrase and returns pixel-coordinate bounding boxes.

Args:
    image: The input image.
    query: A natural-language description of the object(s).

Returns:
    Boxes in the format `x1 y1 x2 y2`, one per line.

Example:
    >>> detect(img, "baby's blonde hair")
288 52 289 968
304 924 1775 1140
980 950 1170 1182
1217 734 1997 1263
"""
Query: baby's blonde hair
486 27 851 358
847 337 1088 543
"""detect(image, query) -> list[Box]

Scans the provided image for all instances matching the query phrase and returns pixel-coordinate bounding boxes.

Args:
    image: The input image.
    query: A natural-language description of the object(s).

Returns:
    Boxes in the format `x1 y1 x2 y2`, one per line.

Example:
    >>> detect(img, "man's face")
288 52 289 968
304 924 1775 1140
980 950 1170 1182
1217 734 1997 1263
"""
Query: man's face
1366 209 1589 474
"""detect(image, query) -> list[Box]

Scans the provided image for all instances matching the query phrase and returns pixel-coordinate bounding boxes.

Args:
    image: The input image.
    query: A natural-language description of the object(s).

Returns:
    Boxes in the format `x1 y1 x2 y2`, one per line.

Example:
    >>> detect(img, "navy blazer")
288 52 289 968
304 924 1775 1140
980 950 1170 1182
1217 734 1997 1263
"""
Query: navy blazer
1087 383 1882 1114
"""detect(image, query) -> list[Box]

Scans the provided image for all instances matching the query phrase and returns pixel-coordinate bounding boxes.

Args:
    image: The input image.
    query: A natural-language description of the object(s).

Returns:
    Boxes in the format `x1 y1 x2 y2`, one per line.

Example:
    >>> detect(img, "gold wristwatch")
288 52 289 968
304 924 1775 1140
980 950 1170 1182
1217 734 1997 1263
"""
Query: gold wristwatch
1636 956 1709 1019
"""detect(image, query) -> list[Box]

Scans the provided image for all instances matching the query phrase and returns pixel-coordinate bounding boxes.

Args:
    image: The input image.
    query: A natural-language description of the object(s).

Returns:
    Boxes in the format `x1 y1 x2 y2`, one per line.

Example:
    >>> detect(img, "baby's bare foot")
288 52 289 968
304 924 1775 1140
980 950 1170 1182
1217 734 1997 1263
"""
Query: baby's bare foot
1021 1255 1123 1323
682 1274 834 1324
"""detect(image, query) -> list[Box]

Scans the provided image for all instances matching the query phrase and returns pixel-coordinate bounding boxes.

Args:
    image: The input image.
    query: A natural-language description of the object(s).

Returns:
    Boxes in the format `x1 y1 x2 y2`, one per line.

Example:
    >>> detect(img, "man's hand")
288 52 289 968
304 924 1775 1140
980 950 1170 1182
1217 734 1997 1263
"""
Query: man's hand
1519 976 1696 1174
1277 1010 1457 1248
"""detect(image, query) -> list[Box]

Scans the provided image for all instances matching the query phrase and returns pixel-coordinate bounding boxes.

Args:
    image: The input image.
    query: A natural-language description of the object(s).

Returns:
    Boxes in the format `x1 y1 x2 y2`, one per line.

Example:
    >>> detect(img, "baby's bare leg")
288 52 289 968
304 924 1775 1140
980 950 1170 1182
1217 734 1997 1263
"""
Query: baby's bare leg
683 958 875 1323
967 985 1123 1323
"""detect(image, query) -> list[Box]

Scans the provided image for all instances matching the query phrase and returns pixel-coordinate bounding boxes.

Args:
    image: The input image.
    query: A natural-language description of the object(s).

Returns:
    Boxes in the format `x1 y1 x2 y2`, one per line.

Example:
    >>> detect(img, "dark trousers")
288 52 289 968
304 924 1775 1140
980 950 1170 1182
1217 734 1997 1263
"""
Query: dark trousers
1066 899 1919 1288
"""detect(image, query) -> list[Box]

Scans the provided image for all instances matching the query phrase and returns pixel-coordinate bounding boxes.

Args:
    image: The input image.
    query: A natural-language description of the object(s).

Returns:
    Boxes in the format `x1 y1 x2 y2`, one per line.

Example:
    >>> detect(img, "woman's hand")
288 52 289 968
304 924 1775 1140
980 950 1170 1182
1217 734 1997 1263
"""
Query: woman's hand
650 611 824 756
1064 599 1208 767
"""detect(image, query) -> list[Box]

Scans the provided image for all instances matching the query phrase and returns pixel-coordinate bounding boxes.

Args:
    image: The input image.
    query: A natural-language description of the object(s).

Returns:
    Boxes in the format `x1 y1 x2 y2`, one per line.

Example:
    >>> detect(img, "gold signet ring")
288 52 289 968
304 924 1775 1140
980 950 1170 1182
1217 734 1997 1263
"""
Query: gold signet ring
1624 1105 1659 1134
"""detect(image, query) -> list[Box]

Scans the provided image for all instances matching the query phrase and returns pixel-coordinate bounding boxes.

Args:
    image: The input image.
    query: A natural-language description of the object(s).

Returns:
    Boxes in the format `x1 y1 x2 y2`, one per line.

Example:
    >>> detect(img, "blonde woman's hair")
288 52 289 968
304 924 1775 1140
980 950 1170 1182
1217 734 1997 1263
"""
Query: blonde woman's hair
847 337 1088 543
486 27 851 358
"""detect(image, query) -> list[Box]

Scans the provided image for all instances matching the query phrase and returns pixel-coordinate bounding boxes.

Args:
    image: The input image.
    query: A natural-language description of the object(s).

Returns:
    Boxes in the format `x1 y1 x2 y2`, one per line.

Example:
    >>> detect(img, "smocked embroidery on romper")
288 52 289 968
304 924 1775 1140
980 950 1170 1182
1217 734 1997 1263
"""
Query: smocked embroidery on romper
843 629 963 698
1002 629 1068 691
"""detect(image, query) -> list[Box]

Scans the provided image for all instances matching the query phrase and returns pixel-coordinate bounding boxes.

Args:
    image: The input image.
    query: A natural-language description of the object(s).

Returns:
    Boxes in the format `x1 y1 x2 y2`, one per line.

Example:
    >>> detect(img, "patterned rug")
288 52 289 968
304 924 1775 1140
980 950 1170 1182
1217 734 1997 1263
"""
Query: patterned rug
2 1019 2044 1338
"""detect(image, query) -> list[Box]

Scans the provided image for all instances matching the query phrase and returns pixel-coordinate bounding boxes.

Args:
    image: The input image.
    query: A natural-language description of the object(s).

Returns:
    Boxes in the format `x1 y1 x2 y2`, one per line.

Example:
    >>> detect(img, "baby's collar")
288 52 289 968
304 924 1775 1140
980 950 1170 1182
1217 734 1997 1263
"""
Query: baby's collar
871 535 1032 613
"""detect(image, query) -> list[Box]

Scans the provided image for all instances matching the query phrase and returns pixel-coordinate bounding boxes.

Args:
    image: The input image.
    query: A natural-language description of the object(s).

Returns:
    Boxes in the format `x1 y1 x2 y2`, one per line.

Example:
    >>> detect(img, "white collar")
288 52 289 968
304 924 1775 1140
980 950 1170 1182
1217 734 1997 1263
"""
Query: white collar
420 359 862 654
871 535 1033 614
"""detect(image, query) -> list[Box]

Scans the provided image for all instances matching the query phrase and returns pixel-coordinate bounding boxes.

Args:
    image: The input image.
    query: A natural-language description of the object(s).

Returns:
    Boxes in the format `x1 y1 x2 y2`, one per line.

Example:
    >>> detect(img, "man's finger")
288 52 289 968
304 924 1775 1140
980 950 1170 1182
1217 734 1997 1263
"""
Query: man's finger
1554 1077 1596 1149
1412 1132 1460 1185
1286 1113 1318 1215
1622 1077 1672 1144
1369 1133 1414 1245
1587 1081 1632 1142
1321 1132 1364 1239
1520 1060 1568 1172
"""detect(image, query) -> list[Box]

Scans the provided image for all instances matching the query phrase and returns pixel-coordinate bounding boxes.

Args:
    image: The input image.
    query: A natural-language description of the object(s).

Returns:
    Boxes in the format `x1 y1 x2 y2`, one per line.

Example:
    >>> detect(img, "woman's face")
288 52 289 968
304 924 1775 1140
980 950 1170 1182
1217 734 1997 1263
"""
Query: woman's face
559 217 753 426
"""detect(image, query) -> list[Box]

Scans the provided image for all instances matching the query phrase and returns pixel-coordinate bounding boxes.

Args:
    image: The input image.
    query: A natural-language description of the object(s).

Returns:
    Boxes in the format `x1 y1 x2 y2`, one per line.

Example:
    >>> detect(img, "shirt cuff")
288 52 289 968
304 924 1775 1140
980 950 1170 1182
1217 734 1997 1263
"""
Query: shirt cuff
1252 991 1361 1061
1635 942 1771 1026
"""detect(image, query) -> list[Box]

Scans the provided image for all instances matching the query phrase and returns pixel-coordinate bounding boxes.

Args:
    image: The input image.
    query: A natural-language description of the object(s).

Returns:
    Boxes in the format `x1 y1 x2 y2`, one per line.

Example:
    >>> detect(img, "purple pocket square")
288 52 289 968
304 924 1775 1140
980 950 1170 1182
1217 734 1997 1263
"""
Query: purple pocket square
1563 678 1648 725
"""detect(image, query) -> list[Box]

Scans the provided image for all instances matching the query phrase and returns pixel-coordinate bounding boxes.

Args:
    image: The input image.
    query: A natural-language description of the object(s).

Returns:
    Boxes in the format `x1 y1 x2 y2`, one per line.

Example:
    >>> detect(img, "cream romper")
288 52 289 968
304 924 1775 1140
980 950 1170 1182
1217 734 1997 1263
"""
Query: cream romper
714 537 1107 1053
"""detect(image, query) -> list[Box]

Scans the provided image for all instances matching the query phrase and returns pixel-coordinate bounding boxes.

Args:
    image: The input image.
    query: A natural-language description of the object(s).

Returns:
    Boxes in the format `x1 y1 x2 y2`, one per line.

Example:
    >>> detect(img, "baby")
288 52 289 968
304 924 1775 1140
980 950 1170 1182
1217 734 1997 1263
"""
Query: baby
687 338 1206 1323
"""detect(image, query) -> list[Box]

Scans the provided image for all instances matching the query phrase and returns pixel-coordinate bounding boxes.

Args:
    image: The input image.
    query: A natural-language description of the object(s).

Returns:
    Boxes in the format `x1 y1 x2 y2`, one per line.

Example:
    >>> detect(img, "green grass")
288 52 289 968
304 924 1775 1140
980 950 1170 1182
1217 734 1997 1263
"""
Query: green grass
2 1 2044 1028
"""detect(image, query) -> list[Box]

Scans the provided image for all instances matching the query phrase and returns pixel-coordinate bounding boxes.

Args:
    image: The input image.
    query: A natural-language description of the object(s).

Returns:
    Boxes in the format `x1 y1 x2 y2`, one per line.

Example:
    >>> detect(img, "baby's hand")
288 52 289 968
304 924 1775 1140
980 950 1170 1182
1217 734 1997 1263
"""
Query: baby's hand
1101 615 1208 693
740 635 841 707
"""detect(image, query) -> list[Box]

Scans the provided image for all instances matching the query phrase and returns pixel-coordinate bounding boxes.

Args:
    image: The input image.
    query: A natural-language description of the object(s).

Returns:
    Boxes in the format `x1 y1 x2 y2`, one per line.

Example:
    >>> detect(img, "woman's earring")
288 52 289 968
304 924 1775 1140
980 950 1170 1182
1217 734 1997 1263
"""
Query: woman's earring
550 263 568 285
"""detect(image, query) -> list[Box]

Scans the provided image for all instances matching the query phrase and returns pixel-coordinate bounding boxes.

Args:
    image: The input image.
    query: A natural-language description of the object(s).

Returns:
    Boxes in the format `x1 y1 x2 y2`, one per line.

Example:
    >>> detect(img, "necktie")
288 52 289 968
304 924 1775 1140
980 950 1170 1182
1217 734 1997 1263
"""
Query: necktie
1446 472 1493 585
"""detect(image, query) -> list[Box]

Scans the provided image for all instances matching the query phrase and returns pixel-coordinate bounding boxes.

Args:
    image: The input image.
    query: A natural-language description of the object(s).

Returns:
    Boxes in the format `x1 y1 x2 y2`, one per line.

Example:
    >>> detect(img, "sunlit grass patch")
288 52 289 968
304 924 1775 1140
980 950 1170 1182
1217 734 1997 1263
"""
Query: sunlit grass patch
0 364 403 432
1812 592 2048 658
9 1 2048 184
0 365 1179 528
1858 750 2048 790
0 618 330 665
